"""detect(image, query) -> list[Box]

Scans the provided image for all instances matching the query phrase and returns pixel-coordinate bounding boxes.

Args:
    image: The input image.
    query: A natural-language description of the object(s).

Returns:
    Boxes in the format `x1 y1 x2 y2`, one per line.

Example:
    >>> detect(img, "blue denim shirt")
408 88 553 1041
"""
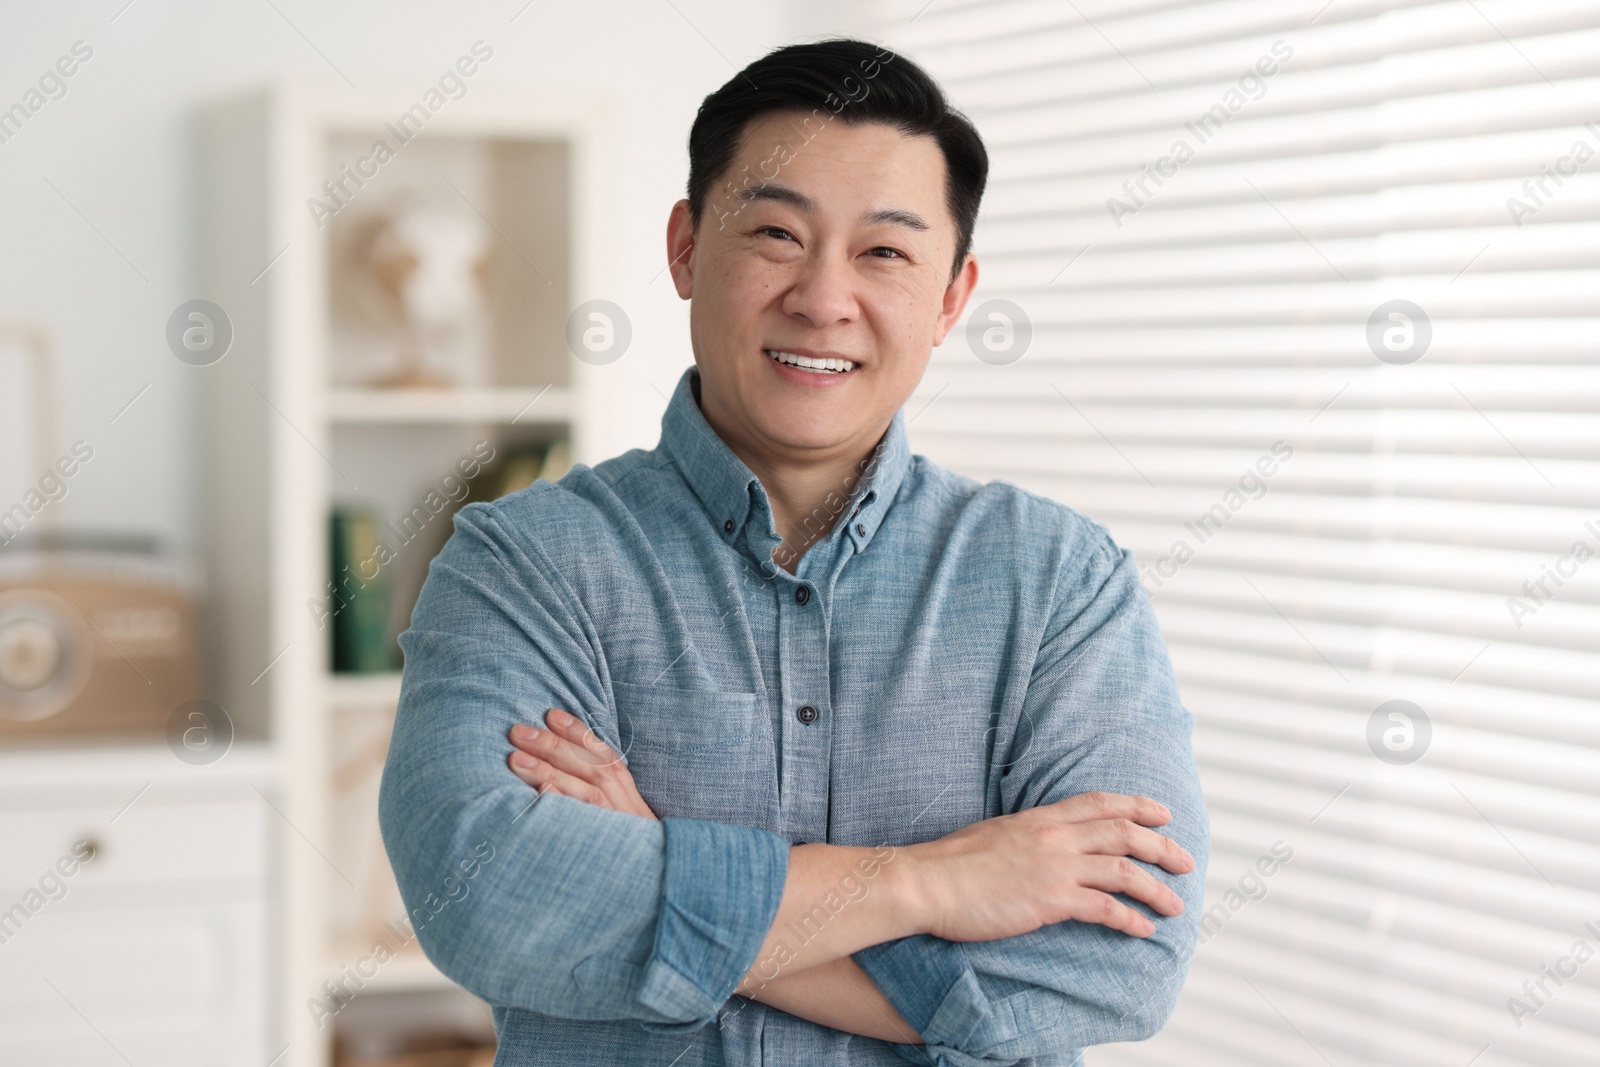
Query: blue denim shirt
379 366 1209 1066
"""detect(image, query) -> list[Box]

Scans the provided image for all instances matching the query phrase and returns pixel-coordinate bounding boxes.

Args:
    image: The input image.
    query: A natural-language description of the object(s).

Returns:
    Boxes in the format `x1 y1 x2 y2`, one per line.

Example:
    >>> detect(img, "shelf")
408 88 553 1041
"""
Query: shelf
327 386 573 426
327 672 403 711
326 938 456 994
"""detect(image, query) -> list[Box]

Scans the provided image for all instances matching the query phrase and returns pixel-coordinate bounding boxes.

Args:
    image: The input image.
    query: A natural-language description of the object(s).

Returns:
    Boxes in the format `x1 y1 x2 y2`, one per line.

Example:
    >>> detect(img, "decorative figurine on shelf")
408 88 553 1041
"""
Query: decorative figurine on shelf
331 197 493 389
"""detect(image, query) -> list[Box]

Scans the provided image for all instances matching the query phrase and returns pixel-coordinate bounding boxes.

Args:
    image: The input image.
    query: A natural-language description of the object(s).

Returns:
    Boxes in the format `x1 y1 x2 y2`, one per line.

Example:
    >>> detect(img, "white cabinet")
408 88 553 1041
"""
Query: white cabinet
0 744 275 1066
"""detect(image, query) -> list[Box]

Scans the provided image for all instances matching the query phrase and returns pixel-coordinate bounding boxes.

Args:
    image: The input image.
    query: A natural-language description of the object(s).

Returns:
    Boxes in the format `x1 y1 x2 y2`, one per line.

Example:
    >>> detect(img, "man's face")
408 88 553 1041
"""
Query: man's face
667 111 978 462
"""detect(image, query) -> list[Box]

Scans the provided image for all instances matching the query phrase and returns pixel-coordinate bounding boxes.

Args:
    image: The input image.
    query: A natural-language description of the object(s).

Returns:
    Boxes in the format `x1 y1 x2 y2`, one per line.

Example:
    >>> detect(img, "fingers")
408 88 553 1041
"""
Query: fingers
1055 790 1171 828
1064 887 1159 938
544 708 626 768
506 713 659 820
507 748 604 805
1073 854 1184 922
551 707 627 764
510 715 619 777
507 713 618 801
1074 817 1195 875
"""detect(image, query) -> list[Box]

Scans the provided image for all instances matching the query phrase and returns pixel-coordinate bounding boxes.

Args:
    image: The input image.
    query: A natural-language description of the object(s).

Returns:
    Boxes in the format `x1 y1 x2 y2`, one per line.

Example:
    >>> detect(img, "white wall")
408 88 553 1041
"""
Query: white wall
0 0 872 559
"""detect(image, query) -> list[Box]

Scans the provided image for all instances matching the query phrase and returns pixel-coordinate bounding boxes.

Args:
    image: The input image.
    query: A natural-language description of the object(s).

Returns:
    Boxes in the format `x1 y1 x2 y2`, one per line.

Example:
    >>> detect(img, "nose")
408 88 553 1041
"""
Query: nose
780 244 859 329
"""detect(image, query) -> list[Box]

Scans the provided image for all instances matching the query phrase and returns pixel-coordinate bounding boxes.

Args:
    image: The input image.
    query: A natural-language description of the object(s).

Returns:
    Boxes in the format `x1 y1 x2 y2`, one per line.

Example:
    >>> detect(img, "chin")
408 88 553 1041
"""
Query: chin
759 415 850 450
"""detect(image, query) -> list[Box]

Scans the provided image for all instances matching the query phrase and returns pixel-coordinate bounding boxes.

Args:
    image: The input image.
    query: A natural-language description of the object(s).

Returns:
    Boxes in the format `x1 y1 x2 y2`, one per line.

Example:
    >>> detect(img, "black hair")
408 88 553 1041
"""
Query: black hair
686 38 988 284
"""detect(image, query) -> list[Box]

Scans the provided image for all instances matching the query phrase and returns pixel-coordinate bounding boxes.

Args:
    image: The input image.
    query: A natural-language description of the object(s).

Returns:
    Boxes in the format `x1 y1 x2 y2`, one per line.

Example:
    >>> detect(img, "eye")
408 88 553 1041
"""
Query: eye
867 246 906 260
756 226 797 242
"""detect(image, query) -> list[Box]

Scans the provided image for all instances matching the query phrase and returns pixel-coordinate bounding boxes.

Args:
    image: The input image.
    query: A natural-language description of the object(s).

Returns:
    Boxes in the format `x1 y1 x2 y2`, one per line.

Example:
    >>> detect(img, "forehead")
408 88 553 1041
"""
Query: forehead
726 110 951 227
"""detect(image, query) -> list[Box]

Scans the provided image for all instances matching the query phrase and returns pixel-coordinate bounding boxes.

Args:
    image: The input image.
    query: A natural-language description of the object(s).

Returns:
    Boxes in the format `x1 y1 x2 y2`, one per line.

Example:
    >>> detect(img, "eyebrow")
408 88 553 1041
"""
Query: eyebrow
737 183 930 232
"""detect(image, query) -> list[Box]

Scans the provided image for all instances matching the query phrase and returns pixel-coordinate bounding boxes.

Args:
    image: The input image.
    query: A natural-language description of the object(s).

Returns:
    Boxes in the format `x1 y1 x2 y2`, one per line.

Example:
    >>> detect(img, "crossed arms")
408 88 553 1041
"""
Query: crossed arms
508 707 1194 1045
378 503 1210 1064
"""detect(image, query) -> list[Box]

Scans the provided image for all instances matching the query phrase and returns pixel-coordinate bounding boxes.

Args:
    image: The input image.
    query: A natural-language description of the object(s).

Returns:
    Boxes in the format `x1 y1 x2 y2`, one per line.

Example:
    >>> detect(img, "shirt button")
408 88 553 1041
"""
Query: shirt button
723 519 735 533
794 586 810 605
796 704 818 724
855 523 866 536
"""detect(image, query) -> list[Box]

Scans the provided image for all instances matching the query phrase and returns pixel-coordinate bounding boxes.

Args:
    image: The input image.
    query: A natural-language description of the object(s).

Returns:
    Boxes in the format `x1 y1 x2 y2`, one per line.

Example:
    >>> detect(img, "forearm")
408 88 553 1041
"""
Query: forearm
735 842 922 994
381 780 661 1012
743 956 922 1043
383 678 790 1025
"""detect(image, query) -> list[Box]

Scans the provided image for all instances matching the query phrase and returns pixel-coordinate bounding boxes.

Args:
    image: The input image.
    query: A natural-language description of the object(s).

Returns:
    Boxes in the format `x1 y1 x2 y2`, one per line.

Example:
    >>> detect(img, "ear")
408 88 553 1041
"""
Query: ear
666 199 698 299
931 252 980 347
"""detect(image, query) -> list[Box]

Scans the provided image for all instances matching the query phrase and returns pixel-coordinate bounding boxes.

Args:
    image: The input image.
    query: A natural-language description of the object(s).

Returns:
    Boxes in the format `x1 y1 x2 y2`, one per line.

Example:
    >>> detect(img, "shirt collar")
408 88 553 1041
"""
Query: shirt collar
658 366 911 556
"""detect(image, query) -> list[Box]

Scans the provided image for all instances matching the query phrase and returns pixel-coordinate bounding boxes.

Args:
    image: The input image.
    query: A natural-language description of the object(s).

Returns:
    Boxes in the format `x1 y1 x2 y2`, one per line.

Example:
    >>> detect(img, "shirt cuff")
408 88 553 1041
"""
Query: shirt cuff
854 934 997 1052
637 816 790 1033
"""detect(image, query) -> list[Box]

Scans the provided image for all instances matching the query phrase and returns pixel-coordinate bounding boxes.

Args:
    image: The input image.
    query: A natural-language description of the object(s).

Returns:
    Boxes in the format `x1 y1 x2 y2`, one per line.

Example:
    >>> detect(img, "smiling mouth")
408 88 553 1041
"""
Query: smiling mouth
764 349 859 375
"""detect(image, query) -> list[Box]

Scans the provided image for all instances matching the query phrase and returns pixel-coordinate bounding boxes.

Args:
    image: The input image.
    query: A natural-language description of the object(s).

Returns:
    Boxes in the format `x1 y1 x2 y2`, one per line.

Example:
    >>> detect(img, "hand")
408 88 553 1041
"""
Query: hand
904 791 1193 942
507 709 657 820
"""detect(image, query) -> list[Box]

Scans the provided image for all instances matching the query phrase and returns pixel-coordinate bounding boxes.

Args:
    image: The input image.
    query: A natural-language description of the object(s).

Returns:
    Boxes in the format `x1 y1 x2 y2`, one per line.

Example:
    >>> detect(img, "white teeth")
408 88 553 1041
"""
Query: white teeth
765 349 857 374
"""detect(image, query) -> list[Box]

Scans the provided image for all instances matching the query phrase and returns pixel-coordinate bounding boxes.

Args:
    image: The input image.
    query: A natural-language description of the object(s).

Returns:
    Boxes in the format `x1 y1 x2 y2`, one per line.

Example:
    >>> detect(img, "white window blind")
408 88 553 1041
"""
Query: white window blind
866 1 1600 1064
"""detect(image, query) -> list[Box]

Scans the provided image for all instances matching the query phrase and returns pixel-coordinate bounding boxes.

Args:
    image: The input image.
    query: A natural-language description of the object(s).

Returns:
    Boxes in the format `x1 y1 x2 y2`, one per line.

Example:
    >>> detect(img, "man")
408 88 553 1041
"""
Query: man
379 38 1208 1066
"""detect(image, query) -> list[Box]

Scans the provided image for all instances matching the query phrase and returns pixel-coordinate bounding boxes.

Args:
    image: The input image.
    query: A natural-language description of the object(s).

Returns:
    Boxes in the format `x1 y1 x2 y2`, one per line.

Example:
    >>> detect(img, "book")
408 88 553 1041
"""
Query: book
329 506 396 673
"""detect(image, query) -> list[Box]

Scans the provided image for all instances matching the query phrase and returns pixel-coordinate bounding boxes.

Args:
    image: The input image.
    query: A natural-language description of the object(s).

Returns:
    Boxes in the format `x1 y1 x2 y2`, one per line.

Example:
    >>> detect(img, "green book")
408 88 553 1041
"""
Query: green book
330 506 395 673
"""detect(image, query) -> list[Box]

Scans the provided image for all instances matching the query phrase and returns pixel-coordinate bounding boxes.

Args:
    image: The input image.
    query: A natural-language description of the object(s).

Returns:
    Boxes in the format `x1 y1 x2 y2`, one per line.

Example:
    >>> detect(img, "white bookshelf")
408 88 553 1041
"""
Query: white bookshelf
200 83 615 1067
326 384 575 424
325 672 404 712
325 936 456 995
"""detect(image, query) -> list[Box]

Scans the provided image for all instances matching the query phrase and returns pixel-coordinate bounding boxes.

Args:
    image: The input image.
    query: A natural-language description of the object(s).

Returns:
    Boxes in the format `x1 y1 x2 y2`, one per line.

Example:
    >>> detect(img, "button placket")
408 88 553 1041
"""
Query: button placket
775 573 831 843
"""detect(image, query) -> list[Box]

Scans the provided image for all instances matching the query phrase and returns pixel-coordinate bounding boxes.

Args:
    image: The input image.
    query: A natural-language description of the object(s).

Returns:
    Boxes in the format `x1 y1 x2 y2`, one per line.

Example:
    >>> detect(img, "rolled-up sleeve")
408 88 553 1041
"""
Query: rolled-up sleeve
377 500 789 1028
854 531 1210 1065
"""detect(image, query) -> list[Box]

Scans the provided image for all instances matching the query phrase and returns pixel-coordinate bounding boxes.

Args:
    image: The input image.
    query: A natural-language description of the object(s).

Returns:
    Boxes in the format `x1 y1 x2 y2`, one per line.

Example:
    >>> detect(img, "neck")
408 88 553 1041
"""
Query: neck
746 444 877 574
696 377 882 574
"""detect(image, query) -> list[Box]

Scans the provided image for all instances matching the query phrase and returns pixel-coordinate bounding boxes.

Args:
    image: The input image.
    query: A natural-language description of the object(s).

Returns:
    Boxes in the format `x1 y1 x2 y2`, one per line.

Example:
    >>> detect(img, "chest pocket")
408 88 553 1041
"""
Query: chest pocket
611 680 777 830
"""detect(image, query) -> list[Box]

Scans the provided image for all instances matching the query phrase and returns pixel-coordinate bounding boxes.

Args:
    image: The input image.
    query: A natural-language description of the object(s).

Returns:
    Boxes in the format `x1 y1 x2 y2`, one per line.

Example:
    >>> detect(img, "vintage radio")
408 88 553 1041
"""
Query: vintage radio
0 537 202 742
0 322 204 742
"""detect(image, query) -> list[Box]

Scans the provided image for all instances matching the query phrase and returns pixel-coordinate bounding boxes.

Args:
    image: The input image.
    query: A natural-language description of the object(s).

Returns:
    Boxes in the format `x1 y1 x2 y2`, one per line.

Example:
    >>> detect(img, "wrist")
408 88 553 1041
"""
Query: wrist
879 841 936 938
